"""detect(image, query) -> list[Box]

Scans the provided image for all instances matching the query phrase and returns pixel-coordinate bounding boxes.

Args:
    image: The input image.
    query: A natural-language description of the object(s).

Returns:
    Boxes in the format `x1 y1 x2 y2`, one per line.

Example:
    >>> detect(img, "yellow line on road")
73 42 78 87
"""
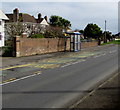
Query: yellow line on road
33 71 42 74
0 63 33 71
2 78 16 83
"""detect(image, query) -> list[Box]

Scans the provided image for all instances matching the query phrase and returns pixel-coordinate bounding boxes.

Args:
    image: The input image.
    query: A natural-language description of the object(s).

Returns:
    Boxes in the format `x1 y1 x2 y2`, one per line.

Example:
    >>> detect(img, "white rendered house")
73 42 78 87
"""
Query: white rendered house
0 10 9 47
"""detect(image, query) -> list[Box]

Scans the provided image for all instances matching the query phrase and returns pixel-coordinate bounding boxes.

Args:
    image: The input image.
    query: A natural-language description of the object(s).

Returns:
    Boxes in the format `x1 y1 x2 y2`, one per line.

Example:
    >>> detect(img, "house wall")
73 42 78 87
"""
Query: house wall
0 19 5 47
40 19 49 25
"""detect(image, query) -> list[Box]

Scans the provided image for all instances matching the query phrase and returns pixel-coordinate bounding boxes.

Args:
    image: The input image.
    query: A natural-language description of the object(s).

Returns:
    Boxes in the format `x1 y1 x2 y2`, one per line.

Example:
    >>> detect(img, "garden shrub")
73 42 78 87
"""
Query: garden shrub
2 46 13 57
29 34 44 38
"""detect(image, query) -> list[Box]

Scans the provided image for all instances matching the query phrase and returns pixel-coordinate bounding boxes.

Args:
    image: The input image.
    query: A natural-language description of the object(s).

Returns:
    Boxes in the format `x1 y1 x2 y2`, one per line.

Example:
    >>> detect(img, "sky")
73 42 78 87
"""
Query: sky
1 0 119 34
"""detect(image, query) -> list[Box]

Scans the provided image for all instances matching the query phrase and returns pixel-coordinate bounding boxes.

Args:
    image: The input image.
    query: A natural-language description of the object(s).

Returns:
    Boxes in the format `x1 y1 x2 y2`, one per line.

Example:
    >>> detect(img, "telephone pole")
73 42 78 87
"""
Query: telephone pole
104 20 107 43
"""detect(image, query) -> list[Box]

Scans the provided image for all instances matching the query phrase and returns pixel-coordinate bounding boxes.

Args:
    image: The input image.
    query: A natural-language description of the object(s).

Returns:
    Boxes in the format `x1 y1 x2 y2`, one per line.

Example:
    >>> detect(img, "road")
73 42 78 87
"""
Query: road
2 45 119 108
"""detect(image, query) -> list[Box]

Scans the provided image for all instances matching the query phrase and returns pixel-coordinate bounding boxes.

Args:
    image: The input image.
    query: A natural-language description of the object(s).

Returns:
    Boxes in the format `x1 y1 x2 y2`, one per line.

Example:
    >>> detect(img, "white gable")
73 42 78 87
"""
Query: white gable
40 18 49 25
0 10 9 20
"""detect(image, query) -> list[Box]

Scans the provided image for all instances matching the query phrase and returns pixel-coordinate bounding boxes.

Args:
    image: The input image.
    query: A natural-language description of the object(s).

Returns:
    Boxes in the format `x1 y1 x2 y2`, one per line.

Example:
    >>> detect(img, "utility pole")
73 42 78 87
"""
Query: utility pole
104 20 107 43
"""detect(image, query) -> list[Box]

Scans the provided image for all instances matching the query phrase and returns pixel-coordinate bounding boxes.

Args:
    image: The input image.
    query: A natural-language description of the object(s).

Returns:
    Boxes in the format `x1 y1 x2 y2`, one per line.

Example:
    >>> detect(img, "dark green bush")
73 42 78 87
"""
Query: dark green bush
29 34 44 38
2 46 13 57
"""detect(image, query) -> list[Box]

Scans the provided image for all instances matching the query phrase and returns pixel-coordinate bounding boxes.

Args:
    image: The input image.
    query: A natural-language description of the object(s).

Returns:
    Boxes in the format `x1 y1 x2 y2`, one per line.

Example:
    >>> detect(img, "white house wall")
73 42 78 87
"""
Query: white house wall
40 19 49 25
0 10 9 47
0 19 5 47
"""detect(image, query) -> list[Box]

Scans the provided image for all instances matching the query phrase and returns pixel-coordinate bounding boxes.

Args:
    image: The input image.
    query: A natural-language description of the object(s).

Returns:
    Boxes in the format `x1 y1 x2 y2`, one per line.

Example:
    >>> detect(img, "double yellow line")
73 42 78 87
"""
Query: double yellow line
0 63 33 71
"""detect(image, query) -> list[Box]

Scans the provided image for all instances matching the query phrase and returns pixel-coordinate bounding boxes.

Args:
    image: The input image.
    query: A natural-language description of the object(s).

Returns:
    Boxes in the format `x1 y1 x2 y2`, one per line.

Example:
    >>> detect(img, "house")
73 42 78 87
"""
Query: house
114 32 120 40
5 8 49 37
63 27 72 33
0 10 9 47
6 8 49 25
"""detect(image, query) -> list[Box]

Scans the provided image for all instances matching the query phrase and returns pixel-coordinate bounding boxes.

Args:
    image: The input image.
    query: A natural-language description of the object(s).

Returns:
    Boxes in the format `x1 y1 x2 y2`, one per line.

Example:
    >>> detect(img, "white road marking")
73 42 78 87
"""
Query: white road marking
1 72 42 86
61 64 72 68
109 50 117 53
61 60 86 68
93 55 102 58
71 62 79 65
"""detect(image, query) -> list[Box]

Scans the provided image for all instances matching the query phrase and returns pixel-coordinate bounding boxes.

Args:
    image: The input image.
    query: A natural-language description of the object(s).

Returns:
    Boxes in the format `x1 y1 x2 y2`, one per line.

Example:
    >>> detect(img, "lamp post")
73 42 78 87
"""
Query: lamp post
104 20 107 43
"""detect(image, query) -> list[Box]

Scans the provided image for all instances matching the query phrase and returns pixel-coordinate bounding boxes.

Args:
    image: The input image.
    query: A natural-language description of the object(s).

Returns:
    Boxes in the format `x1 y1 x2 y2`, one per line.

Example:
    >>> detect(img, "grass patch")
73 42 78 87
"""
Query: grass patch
101 40 120 45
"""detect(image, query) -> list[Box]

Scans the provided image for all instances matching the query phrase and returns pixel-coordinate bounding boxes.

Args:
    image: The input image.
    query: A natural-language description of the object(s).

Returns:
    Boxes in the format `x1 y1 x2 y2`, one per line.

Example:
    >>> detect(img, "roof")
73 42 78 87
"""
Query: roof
0 10 9 20
5 8 49 24
21 14 36 23
66 32 81 35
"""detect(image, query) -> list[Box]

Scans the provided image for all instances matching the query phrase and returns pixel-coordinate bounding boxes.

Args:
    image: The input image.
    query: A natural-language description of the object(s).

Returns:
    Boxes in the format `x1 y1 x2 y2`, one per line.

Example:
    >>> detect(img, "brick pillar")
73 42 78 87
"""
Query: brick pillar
14 36 20 57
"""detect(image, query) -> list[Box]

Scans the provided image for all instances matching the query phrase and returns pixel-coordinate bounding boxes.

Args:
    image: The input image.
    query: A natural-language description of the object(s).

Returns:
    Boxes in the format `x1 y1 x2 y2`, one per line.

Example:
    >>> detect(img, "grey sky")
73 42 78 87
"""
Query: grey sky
1 2 118 34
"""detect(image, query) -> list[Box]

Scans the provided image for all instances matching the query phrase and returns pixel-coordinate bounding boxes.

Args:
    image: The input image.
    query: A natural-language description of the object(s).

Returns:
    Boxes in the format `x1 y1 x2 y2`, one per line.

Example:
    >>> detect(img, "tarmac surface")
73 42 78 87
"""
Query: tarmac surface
1 44 120 109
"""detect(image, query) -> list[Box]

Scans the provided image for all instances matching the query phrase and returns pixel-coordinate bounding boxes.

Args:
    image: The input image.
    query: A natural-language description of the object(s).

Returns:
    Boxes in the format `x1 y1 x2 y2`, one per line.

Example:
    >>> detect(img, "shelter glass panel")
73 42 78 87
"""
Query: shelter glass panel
70 35 74 42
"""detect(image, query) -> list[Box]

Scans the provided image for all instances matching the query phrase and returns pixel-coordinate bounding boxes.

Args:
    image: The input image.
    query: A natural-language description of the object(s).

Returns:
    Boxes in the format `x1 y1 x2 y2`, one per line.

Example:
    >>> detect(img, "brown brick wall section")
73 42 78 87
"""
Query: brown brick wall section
14 37 98 57
81 42 98 49
15 38 70 57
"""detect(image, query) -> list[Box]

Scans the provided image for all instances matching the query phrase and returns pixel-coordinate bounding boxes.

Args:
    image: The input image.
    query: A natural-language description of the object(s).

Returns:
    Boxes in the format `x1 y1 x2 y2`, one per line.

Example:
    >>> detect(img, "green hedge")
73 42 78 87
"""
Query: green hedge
2 46 13 57
29 34 44 38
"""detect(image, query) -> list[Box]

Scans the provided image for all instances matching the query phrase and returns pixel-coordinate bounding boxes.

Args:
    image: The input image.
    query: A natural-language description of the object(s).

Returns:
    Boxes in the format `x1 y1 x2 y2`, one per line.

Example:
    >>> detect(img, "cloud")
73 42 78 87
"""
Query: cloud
2 2 118 34
2 0 119 2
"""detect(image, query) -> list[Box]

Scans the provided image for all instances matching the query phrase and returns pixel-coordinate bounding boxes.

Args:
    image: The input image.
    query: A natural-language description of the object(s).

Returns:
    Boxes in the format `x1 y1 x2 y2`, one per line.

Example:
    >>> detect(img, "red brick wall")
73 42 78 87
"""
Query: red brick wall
14 37 70 57
81 42 98 48
14 37 98 57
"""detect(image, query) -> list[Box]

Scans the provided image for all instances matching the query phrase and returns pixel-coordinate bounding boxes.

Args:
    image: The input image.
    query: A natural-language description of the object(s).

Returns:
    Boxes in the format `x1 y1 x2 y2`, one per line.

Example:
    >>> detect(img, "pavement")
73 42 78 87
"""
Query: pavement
70 72 120 109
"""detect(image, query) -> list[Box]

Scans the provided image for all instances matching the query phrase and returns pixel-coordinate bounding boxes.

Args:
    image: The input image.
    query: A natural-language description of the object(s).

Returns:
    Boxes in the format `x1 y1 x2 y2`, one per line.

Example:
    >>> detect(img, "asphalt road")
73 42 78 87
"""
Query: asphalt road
2 45 118 108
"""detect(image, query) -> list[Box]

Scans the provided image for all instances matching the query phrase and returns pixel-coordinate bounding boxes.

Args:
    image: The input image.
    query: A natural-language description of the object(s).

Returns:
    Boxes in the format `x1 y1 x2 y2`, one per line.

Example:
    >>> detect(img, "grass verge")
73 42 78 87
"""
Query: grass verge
101 40 120 45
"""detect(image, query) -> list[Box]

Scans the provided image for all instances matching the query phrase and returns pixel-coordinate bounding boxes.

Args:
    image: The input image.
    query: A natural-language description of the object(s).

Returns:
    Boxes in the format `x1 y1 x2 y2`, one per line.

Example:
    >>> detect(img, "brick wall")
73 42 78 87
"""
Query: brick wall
13 37 98 57
81 41 98 49
14 37 70 57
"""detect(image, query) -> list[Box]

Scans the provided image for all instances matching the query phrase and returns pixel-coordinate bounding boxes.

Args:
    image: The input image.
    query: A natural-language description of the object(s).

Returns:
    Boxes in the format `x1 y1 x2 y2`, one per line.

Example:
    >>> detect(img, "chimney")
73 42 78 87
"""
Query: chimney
44 16 48 22
38 13 42 20
13 8 19 22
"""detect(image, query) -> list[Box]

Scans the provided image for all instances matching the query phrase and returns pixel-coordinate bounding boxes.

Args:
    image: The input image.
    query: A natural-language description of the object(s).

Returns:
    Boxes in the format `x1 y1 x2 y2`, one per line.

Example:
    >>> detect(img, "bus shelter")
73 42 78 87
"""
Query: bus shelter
66 32 81 52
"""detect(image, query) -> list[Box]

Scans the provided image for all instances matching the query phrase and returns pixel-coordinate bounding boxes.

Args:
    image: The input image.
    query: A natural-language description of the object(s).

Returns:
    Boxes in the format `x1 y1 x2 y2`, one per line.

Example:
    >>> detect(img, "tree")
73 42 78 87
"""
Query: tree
84 23 102 39
49 15 71 28
5 22 25 47
5 22 25 40
5 22 47 47
102 31 112 42
5 22 46 40
44 26 64 38
79 30 84 34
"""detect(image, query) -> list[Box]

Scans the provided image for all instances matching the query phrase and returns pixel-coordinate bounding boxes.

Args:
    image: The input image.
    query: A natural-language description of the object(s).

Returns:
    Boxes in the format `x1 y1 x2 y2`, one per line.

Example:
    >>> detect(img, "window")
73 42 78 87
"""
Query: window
0 21 1 25
0 32 2 40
